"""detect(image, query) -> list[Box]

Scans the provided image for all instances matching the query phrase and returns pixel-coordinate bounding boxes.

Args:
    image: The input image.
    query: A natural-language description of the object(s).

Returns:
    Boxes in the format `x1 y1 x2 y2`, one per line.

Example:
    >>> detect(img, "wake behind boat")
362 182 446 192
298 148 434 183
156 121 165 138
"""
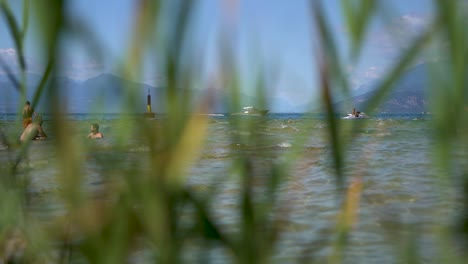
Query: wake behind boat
231 106 269 116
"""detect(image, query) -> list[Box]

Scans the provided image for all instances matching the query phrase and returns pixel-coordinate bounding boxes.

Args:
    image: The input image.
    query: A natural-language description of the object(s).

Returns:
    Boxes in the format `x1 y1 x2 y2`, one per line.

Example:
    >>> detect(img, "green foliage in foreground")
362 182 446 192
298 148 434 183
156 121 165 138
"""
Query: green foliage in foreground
0 0 467 263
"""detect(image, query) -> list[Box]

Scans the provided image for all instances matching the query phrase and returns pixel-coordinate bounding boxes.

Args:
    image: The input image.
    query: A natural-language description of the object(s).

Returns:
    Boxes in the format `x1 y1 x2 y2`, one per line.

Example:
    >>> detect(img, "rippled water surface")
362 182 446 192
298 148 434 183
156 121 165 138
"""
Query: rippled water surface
0 113 465 263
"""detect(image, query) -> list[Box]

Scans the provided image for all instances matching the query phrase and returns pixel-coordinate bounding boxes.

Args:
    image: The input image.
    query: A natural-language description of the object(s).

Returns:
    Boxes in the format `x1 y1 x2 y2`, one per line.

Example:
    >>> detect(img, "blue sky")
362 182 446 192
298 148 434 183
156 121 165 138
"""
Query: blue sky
0 0 435 112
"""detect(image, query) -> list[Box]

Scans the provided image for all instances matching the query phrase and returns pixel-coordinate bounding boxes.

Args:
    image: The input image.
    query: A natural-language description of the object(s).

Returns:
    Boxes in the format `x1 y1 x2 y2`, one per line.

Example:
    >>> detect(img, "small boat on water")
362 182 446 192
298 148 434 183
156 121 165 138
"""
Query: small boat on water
231 106 269 116
342 113 367 119
342 108 367 119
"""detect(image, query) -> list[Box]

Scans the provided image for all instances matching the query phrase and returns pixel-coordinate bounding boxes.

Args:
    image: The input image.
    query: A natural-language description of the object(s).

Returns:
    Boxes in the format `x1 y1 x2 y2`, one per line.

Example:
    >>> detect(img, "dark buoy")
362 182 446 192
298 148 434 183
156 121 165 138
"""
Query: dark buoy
144 89 155 118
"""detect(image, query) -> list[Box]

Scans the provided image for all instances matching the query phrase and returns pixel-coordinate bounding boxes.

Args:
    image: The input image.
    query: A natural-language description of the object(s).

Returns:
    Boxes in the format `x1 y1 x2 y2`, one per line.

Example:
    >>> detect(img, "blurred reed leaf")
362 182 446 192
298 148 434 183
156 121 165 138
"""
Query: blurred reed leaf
311 1 350 98
433 1 468 258
0 0 26 70
166 112 209 188
329 176 362 263
31 59 54 111
21 0 29 39
31 0 64 56
184 190 233 246
340 0 376 59
432 0 468 164
126 0 160 77
0 56 20 91
362 18 439 115
312 0 345 186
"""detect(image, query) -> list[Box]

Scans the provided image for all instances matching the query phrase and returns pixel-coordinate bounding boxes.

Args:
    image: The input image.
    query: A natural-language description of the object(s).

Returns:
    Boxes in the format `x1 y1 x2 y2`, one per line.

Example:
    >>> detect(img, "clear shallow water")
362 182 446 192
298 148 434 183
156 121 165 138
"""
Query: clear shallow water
0 113 465 263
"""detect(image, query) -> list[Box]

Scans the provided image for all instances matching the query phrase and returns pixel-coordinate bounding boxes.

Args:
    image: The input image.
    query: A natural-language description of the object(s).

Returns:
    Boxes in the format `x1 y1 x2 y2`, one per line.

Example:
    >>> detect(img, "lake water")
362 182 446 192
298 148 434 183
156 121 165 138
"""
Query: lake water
0 113 465 263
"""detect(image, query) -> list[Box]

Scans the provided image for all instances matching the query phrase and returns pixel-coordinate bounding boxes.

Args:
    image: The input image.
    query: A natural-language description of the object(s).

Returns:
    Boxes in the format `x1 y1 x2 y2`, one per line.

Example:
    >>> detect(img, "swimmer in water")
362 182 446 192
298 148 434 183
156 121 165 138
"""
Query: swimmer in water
87 123 104 139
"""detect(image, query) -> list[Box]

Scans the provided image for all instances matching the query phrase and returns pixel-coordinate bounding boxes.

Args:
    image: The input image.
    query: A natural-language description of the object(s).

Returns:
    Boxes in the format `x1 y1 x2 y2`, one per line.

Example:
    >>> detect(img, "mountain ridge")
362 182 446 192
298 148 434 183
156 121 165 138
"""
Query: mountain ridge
0 73 294 113
1 61 435 114
337 62 432 113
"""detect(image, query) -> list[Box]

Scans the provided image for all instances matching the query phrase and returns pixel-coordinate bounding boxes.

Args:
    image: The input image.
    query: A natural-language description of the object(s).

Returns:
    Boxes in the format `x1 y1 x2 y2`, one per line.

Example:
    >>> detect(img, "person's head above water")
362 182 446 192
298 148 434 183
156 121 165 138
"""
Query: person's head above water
91 123 99 132
88 123 103 139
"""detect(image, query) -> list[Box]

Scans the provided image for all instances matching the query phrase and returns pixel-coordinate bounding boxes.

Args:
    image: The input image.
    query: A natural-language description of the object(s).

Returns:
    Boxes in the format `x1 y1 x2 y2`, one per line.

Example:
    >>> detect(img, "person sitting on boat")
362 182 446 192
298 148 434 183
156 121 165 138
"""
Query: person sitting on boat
87 123 104 139
351 108 363 117
20 115 47 141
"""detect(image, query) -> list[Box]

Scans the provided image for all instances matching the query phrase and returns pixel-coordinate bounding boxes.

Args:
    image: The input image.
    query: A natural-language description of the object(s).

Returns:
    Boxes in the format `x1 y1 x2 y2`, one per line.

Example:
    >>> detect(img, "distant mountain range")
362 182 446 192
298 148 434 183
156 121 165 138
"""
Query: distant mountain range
0 62 436 114
0 73 161 113
337 63 431 113
0 73 297 113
